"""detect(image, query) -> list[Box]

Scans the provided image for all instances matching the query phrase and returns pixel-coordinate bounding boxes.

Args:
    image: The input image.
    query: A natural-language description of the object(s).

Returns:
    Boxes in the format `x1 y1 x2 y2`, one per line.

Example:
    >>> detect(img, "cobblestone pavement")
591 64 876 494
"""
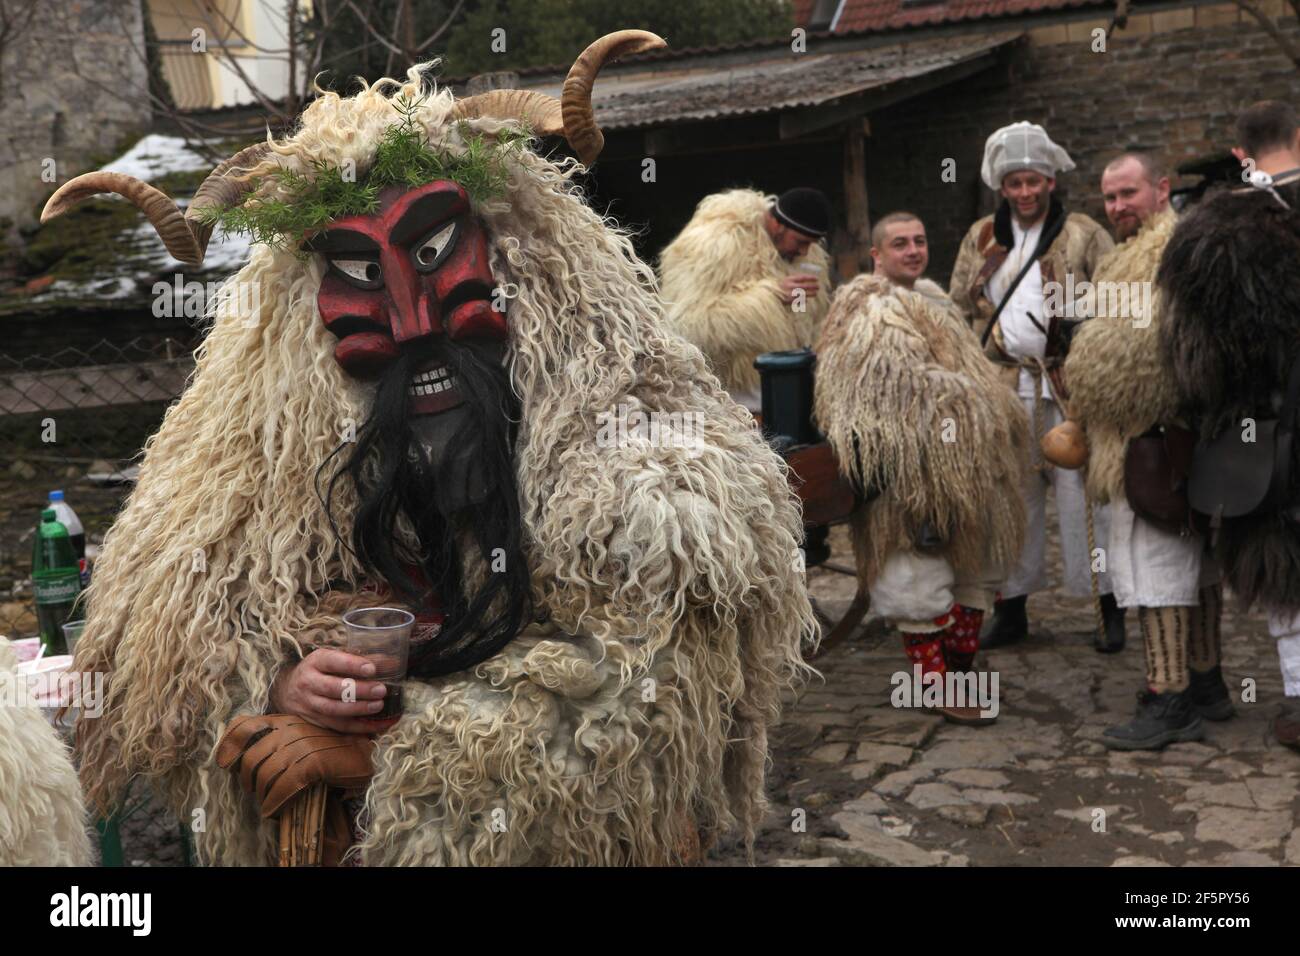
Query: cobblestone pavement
710 522 1300 867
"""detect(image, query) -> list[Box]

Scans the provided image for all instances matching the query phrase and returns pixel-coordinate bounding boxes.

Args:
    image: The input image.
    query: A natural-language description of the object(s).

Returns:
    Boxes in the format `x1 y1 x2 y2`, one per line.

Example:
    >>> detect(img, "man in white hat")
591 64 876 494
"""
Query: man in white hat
949 122 1120 650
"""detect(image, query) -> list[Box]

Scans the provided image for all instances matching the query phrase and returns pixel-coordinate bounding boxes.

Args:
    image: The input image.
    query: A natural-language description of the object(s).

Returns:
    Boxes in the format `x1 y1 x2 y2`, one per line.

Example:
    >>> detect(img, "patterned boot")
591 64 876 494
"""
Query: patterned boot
942 605 984 672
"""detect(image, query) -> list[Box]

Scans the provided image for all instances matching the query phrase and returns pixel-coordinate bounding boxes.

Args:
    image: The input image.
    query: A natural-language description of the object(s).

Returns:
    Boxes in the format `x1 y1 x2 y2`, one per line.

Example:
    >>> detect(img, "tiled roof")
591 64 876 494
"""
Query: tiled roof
830 0 1107 33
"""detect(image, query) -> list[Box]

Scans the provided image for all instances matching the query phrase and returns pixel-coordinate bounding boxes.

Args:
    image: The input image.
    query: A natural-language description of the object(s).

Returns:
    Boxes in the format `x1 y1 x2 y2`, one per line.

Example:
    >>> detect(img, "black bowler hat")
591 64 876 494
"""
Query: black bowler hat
772 187 832 238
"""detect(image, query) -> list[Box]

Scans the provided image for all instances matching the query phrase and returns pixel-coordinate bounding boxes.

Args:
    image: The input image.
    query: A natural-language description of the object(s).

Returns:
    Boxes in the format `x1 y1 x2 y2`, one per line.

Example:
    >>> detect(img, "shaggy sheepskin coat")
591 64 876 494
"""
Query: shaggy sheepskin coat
1158 177 1300 611
0 638 91 865
813 273 1029 585
949 198 1113 384
658 188 831 394
1064 206 1180 503
69 77 814 866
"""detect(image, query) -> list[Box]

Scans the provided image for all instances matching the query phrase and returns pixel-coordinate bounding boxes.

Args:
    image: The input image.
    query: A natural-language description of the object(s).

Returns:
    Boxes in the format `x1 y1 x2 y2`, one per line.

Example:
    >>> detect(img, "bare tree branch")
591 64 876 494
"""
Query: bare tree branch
415 0 467 52
0 0 41 100
60 3 271 158
1234 0 1300 69
193 0 292 55
1106 0 1130 36
287 0 298 116
383 1 403 76
186 2 294 123
341 0 404 56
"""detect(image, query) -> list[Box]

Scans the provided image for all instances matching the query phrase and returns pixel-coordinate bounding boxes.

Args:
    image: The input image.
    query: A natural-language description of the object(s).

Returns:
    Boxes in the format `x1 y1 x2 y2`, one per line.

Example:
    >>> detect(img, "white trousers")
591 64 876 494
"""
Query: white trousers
895 562 1004 634
1268 609 1300 697
1107 496 1219 609
1003 396 1112 599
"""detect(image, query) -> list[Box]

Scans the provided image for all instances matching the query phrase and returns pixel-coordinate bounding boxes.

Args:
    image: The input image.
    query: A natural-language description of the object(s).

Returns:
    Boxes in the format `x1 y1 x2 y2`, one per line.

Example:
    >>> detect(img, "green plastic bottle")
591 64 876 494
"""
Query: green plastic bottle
32 507 81 656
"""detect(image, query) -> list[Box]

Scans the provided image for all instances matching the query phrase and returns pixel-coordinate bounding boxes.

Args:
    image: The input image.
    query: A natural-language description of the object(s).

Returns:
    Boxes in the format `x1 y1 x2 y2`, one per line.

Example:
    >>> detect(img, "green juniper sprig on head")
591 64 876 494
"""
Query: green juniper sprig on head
198 94 531 251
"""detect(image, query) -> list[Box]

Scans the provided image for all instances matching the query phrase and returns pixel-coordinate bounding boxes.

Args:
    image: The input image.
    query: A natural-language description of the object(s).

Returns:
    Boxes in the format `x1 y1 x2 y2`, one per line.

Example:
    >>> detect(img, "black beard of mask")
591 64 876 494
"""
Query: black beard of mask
319 338 531 678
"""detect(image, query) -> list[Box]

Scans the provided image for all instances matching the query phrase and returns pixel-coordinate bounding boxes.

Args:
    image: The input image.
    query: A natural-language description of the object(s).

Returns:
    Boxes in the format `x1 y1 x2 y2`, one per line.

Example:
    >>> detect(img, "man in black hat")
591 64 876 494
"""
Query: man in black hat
659 187 834 411
769 187 832 256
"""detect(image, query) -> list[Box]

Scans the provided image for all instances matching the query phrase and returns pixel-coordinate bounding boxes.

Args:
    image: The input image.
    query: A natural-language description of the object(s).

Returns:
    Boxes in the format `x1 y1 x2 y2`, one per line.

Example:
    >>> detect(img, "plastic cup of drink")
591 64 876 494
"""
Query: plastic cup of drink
61 620 86 657
341 607 415 720
794 263 822 292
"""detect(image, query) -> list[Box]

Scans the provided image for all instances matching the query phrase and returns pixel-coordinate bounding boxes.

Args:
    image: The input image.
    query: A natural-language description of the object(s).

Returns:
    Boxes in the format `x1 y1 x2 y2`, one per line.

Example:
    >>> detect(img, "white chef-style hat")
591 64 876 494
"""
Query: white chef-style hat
980 121 1076 190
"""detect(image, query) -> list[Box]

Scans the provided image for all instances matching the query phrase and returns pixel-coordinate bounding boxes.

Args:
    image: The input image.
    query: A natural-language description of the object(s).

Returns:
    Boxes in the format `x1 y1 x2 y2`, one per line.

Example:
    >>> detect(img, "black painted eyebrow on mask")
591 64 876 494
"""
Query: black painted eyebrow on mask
302 191 462 254
303 229 379 256
390 190 462 247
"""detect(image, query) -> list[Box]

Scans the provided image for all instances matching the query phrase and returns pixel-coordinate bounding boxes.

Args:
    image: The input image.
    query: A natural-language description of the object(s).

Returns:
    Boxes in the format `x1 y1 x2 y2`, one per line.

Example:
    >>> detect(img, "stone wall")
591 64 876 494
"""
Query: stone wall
866 12 1300 281
0 0 150 236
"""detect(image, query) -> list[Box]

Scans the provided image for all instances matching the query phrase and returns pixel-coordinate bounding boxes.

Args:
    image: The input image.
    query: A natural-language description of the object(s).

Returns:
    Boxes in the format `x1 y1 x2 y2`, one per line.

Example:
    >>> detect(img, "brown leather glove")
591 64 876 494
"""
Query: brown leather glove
215 715 374 819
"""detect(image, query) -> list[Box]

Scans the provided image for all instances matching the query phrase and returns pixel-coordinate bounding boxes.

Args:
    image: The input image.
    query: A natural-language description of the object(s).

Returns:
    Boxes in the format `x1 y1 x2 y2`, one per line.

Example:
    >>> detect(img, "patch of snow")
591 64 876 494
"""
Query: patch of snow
133 221 253 288
44 276 138 301
186 229 253 276
36 220 250 304
99 133 214 181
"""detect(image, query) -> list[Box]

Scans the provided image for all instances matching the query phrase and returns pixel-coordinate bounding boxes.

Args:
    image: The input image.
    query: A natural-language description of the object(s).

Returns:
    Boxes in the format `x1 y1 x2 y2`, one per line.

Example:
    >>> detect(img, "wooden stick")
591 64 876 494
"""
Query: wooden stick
278 814 292 867
305 784 327 866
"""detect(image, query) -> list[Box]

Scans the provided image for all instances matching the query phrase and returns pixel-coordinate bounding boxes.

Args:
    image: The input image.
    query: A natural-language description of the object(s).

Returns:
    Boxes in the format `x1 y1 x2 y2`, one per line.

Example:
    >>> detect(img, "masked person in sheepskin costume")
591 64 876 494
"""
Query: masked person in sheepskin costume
0 638 92 865
814 212 1028 723
658 187 833 412
1156 101 1300 754
40 31 814 866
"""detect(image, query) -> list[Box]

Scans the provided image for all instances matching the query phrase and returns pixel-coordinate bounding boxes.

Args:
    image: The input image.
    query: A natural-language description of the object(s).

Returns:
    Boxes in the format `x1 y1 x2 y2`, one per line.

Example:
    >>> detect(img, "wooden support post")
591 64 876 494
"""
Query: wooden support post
839 118 872 280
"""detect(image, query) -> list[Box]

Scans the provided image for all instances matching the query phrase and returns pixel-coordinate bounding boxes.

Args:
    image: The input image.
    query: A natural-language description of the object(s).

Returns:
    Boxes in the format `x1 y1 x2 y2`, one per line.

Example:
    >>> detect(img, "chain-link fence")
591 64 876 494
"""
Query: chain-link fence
0 336 193 640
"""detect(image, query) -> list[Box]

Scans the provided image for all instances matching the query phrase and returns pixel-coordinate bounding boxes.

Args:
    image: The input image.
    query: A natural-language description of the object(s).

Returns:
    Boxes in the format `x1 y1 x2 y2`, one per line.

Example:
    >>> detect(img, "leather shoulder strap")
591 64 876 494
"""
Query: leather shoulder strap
980 250 1040 348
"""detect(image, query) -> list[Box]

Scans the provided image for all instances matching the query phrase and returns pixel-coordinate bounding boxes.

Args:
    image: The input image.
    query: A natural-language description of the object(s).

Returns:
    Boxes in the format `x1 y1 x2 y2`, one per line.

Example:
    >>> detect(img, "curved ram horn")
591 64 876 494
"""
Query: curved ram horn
452 88 565 137
183 141 275 259
41 172 203 264
561 29 666 167
39 141 275 266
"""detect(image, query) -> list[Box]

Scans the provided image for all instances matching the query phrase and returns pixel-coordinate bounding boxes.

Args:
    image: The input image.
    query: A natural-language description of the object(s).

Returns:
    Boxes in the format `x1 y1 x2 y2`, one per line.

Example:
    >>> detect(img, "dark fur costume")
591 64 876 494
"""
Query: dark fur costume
1157 178 1300 610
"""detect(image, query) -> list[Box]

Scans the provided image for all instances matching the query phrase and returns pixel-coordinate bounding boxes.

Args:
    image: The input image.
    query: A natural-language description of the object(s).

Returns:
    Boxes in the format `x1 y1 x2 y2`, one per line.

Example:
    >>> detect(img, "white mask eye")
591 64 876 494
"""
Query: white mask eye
414 221 458 272
331 259 382 287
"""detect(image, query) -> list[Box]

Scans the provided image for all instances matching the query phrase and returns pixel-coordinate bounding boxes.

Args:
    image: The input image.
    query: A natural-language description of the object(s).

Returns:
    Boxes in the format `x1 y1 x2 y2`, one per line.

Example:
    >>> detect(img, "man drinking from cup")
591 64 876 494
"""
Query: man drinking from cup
659 187 834 411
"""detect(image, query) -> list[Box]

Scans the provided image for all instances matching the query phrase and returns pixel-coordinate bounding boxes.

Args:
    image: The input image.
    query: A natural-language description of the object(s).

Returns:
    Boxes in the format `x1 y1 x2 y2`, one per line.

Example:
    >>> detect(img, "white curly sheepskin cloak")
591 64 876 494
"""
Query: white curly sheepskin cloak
658 188 831 394
814 274 1029 586
70 77 815 867
1064 206 1180 504
0 638 92 865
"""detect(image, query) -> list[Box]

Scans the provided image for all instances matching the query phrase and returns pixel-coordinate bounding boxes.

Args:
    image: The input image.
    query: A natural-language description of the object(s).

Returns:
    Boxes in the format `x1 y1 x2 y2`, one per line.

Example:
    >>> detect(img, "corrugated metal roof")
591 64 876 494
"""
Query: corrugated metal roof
833 0 1104 33
518 31 1021 131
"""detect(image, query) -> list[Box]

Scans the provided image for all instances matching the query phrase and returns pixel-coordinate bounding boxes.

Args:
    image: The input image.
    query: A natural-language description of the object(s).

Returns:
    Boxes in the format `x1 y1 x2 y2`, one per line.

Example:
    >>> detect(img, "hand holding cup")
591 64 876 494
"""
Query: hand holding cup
269 648 393 735
777 271 821 304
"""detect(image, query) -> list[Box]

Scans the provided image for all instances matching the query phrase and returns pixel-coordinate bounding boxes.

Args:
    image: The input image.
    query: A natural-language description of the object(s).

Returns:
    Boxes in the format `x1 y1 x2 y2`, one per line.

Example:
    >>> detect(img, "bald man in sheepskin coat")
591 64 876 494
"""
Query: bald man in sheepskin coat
815 213 1028 723
1064 152 1229 752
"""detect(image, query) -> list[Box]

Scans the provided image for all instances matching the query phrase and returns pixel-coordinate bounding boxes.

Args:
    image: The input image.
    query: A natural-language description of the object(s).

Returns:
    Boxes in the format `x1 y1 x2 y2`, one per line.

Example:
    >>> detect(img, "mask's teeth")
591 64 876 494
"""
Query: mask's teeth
410 365 452 387
408 370 459 399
